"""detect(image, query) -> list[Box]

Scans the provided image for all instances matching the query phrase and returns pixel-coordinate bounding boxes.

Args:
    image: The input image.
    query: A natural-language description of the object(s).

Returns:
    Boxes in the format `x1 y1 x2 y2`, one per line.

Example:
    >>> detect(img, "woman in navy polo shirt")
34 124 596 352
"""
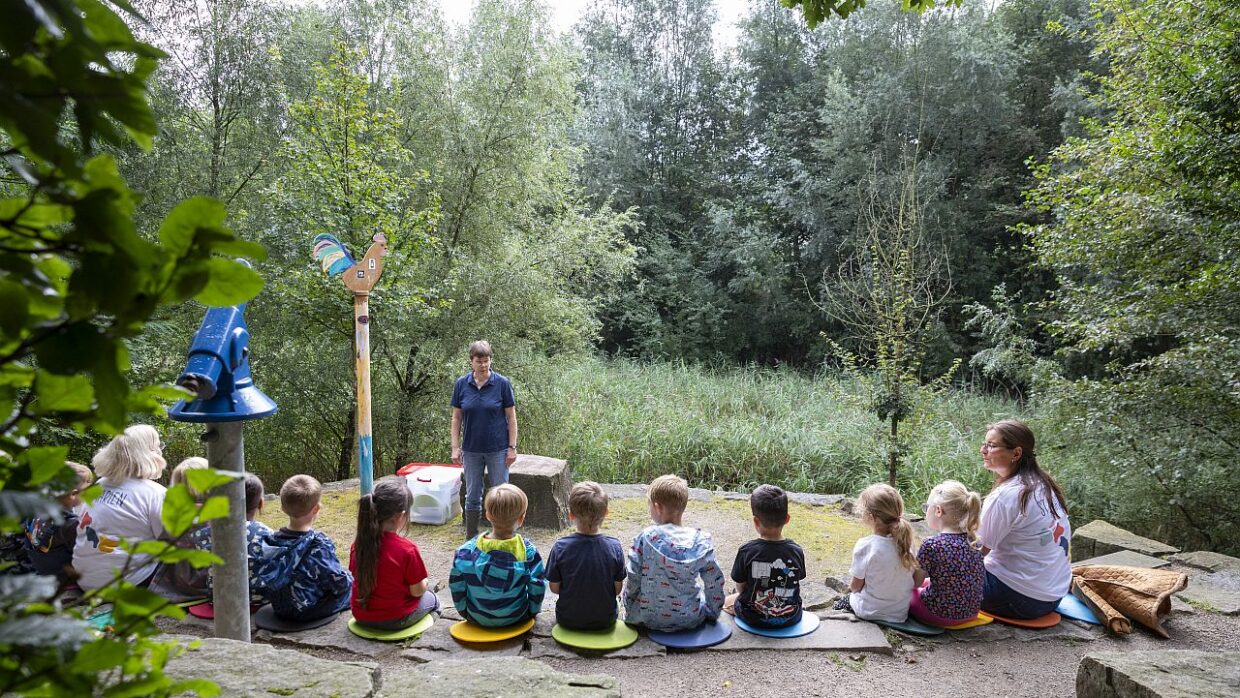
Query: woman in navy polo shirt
450 340 518 540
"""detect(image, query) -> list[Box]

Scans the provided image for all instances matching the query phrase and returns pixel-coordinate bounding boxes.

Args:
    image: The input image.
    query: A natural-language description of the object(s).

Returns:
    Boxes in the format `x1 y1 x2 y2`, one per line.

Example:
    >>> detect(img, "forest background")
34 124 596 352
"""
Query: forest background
25 0 1237 555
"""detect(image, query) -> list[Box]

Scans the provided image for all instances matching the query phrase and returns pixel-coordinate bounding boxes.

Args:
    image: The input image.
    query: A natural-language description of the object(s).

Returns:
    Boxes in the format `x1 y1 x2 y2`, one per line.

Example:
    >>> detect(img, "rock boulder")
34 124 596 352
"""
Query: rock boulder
378 657 619 697
458 454 571 529
1072 521 1178 562
1076 650 1240 698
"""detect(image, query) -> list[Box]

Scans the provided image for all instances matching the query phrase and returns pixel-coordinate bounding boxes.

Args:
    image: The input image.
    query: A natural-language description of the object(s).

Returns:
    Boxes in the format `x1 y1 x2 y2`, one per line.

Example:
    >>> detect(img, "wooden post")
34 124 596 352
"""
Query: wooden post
354 292 374 495
313 233 387 496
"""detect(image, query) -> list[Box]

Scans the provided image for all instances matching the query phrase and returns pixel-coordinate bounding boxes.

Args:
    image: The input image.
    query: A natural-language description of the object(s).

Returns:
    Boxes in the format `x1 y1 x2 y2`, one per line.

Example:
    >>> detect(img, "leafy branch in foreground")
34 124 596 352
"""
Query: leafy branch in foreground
1 0 266 694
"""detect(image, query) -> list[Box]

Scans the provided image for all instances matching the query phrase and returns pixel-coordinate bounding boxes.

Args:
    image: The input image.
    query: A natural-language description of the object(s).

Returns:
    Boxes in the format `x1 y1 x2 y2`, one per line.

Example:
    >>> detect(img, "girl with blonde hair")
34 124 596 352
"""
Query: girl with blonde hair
73 424 168 589
909 480 986 627
833 483 917 623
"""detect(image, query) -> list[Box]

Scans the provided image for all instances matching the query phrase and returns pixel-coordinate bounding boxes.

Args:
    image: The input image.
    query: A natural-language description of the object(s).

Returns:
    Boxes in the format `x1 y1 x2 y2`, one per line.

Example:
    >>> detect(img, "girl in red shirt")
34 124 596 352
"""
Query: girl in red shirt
349 477 438 629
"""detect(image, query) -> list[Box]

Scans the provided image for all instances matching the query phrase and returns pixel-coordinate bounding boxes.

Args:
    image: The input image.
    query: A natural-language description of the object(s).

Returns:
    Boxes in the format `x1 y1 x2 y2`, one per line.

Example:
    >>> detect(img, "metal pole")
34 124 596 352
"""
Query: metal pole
205 421 250 642
355 292 374 495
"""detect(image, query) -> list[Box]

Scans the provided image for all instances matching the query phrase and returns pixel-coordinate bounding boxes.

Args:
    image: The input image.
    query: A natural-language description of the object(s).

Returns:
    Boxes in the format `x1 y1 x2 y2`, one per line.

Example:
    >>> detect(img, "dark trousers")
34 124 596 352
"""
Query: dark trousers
980 570 1059 619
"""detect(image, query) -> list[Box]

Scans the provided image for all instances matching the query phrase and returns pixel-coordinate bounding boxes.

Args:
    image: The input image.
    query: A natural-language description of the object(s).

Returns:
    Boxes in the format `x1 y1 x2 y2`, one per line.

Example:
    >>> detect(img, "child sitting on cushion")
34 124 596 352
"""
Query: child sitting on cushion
622 475 726 631
546 482 626 630
450 484 545 627
724 484 806 629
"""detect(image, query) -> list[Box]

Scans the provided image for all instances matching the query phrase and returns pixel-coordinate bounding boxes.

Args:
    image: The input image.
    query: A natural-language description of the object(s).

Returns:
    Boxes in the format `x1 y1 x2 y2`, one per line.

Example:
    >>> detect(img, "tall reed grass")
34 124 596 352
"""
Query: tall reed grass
514 358 1055 507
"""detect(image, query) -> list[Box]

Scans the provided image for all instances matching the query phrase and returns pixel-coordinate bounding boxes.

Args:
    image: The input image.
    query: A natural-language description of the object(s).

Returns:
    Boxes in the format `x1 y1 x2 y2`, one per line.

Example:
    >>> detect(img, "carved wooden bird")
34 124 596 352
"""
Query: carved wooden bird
311 233 388 293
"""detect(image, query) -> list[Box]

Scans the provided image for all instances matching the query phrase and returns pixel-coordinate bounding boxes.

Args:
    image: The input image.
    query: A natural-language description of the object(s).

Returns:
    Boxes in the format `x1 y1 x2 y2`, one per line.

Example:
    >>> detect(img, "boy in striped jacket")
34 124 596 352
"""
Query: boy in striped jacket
449 484 545 627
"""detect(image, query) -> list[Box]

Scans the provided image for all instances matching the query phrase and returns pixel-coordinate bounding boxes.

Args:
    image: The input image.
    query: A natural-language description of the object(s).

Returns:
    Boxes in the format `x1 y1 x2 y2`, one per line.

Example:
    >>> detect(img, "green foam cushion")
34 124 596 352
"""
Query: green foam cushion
347 613 434 641
551 621 639 650
875 617 946 636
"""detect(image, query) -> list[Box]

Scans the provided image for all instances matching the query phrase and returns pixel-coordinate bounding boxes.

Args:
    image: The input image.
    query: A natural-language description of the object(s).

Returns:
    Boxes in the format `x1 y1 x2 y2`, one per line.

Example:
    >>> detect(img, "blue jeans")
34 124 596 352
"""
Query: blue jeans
462 450 509 512
981 570 1059 619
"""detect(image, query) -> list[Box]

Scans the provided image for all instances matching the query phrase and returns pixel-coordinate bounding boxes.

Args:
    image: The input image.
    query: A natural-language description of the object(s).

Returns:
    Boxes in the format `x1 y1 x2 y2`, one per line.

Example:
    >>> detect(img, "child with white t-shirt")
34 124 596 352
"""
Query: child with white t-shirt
74 424 168 590
978 420 1072 619
833 483 919 623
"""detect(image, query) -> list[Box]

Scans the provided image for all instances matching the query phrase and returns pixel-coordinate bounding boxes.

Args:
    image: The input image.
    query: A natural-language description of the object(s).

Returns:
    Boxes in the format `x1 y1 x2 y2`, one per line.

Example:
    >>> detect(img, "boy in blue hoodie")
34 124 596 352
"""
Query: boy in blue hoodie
449 484 545 627
622 474 725 631
252 475 352 621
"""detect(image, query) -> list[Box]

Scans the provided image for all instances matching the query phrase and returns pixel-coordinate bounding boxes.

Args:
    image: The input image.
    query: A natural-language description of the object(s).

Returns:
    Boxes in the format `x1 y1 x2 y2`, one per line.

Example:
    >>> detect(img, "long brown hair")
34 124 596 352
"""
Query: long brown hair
354 477 412 608
857 483 917 571
987 419 1068 517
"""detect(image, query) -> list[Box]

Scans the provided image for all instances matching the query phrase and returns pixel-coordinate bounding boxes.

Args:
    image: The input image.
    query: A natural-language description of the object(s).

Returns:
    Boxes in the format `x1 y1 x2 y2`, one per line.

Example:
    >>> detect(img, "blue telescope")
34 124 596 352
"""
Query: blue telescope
168 302 277 422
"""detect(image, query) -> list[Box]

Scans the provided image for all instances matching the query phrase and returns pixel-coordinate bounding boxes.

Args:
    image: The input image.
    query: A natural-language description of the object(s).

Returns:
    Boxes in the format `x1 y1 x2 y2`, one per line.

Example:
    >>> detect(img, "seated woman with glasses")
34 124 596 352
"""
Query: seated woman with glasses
976 419 1072 619
73 424 169 590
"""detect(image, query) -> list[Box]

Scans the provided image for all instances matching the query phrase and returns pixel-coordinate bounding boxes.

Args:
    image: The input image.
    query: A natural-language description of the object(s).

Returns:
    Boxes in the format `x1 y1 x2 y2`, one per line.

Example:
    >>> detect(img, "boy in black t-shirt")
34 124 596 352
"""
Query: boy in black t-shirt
546 481 626 630
725 484 806 628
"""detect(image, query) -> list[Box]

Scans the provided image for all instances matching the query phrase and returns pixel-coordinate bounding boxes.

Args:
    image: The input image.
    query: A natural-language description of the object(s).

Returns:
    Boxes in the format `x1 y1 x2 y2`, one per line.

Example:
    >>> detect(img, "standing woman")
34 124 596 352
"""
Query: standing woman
450 340 518 540
977 419 1072 619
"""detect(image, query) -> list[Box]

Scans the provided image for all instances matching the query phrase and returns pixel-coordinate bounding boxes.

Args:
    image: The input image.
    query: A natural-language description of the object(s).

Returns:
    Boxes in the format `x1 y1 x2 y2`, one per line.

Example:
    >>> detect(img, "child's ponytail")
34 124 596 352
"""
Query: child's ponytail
857 483 917 571
353 477 414 609
355 493 381 608
890 517 917 571
930 480 984 550
964 490 983 550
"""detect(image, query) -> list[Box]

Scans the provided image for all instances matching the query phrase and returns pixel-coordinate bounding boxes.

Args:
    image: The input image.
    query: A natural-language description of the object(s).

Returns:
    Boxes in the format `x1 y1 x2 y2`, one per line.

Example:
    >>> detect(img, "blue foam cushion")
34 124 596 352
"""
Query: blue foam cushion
1056 594 1101 625
734 612 821 638
875 617 946 636
646 620 733 648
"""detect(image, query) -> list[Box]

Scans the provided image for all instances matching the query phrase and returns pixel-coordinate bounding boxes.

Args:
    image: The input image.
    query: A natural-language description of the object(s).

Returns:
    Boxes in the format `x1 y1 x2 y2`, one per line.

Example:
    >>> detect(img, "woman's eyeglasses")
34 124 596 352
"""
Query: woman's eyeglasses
980 442 1007 452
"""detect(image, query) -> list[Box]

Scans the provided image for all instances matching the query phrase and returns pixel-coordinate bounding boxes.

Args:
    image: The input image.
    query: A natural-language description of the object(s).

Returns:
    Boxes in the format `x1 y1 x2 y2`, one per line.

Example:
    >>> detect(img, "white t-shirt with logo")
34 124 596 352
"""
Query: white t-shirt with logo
73 477 166 590
848 534 915 623
979 478 1072 602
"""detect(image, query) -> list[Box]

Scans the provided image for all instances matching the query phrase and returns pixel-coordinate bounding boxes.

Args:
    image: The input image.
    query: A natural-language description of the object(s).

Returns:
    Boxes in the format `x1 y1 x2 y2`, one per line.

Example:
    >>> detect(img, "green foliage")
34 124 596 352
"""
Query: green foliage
780 0 960 26
459 357 1029 506
963 284 1059 399
1022 0 1240 552
0 0 263 694
818 153 953 484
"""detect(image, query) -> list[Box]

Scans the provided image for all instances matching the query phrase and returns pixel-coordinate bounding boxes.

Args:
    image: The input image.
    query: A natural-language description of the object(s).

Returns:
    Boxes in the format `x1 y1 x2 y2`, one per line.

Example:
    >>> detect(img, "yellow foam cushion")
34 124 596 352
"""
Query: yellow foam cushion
449 617 536 643
944 614 993 630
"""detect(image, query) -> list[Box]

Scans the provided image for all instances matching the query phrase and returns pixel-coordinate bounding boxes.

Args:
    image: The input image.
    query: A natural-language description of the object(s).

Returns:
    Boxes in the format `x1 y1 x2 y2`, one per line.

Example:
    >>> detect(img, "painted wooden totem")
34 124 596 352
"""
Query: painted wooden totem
312 233 388 494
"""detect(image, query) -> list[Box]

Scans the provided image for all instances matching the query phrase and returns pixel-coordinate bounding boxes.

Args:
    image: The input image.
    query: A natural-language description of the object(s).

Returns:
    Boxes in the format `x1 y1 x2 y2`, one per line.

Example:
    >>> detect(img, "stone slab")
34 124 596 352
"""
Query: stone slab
719 491 845 507
1170 597 1197 615
1077 650 1240 698
1170 551 1240 573
927 618 1098 645
1073 520 1179 562
600 483 712 502
1176 584 1240 615
1195 570 1240 593
254 613 402 659
396 617 527 662
164 635 378 698
799 581 835 611
378 657 620 698
525 635 665 660
1073 550 1172 569
695 615 891 654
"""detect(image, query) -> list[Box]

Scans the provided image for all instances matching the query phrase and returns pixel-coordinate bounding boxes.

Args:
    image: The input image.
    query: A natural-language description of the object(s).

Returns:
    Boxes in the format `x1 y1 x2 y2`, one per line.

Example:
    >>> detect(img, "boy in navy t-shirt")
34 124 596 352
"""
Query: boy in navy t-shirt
545 481 626 630
726 484 806 628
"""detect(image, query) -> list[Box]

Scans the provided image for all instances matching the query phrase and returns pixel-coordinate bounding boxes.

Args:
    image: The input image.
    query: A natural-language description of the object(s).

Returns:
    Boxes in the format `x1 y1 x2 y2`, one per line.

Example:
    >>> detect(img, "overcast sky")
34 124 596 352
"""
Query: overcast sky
437 0 753 46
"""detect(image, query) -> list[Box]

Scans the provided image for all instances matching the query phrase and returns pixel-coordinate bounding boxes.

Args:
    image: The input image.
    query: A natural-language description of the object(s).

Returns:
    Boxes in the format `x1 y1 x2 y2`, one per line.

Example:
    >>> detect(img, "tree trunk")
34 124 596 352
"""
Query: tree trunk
888 413 899 486
337 403 356 482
